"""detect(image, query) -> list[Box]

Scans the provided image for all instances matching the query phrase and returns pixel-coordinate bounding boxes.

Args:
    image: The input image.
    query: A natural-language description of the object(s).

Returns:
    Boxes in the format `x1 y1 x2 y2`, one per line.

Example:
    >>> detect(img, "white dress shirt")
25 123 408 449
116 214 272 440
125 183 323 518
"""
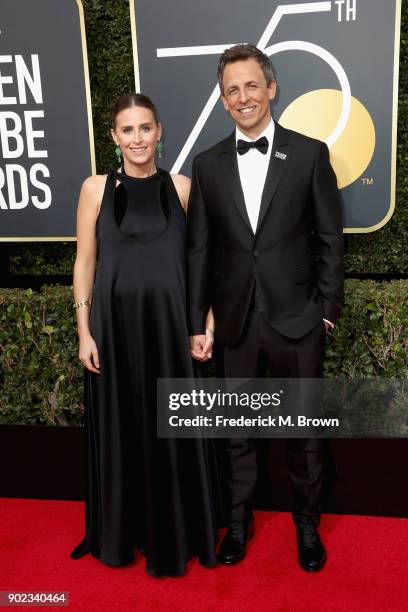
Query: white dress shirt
236 119 275 233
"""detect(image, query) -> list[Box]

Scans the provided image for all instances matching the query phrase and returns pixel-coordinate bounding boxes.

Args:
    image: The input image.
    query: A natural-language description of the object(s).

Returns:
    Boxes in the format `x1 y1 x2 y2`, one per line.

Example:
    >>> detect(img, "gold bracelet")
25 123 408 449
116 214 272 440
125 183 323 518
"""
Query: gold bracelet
73 299 90 309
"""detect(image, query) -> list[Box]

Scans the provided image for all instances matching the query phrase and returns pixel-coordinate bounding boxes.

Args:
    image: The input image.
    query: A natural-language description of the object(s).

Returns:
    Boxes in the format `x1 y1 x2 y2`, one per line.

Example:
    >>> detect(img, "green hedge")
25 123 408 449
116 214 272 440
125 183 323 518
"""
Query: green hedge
0 286 82 426
0 281 407 426
323 280 408 378
4 0 408 275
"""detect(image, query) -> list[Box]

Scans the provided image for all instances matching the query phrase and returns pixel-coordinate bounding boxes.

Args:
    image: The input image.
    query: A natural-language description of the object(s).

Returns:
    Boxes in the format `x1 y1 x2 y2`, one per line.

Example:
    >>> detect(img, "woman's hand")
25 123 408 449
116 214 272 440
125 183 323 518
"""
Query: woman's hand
203 327 214 360
79 334 100 374
203 307 215 360
189 328 214 362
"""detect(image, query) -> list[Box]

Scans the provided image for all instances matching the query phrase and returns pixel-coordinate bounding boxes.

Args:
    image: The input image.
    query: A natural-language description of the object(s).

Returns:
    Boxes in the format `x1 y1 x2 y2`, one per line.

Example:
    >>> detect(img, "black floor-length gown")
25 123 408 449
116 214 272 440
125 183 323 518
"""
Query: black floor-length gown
70 168 220 576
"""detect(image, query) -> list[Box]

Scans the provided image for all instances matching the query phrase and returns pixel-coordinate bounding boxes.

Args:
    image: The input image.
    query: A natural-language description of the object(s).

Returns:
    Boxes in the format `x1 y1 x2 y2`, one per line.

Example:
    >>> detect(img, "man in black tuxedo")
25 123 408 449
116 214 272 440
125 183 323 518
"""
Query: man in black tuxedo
187 44 344 571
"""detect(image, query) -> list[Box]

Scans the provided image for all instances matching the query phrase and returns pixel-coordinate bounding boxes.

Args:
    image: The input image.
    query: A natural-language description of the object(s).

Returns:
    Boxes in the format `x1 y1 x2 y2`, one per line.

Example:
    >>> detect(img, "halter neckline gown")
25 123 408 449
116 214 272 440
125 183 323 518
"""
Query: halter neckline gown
71 167 219 576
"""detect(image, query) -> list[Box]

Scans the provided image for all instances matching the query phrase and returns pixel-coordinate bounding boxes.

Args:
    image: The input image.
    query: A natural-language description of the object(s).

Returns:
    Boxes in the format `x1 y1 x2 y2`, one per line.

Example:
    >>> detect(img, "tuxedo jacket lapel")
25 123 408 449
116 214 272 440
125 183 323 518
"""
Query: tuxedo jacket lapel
256 123 291 234
220 132 254 236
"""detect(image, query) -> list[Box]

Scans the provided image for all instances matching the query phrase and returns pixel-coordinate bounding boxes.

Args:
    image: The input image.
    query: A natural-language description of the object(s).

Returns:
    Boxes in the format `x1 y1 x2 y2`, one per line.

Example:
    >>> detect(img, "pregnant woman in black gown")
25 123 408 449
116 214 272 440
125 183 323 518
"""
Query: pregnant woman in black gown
70 94 218 577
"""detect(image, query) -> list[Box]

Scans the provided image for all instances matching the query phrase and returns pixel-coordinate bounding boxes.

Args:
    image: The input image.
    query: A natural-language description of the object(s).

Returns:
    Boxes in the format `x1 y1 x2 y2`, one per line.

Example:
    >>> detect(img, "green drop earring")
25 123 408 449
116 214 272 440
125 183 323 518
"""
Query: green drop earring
156 141 164 159
115 146 122 165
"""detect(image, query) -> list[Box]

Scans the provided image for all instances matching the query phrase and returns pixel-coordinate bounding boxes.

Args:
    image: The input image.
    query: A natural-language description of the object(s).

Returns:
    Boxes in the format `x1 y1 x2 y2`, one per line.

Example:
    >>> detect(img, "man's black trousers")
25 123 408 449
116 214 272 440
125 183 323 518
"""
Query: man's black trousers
215 310 326 526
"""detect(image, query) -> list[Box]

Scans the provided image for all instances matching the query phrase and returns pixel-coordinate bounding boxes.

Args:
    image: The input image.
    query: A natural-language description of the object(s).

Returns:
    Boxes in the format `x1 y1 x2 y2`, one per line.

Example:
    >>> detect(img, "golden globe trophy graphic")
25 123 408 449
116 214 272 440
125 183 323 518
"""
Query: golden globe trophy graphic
130 0 401 232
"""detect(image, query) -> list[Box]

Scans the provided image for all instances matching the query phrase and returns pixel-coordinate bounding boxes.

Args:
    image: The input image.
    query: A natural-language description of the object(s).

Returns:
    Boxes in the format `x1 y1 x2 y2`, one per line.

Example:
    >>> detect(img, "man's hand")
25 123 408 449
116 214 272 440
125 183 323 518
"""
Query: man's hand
323 319 335 335
190 331 213 361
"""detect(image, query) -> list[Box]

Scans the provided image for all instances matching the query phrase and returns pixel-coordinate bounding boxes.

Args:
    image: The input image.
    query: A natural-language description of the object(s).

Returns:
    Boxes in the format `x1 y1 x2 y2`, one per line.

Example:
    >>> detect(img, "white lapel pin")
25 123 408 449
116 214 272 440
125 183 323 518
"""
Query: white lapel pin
274 151 287 160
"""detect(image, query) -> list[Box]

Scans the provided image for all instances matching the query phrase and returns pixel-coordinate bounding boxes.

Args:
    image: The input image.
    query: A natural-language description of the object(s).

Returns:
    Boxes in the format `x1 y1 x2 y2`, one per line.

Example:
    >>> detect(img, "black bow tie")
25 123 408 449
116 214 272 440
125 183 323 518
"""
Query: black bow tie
236 136 269 155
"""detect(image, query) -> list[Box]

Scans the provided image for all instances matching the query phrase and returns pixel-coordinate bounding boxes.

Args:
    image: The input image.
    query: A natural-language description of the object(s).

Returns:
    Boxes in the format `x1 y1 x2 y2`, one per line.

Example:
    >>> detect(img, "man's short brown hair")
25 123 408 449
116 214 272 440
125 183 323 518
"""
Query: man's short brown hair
217 44 275 94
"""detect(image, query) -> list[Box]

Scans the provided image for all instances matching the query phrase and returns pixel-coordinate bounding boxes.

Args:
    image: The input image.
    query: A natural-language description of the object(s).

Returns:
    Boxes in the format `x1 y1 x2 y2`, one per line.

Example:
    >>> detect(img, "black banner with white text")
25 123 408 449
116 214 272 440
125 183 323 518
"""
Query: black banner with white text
0 0 94 241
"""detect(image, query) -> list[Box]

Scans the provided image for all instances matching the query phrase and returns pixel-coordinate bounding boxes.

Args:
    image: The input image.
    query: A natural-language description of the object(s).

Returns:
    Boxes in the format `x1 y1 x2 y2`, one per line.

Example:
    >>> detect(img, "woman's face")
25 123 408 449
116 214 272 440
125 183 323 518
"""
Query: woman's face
111 106 161 168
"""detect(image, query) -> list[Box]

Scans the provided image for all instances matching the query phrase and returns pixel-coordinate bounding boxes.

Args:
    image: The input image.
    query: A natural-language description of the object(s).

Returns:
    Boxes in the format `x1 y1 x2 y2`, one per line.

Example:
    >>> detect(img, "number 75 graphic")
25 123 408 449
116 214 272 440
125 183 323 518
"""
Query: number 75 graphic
154 1 352 173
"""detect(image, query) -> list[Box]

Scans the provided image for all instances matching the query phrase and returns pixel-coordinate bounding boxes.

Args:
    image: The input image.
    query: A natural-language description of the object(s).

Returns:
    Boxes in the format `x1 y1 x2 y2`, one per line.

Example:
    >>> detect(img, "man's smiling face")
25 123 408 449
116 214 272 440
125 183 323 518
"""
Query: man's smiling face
221 58 276 139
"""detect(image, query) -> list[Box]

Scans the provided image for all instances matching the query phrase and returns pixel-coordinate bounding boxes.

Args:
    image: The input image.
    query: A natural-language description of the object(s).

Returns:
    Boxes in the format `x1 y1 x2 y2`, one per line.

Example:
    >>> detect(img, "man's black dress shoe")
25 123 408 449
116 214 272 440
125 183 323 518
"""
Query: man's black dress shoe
218 517 255 565
297 524 327 572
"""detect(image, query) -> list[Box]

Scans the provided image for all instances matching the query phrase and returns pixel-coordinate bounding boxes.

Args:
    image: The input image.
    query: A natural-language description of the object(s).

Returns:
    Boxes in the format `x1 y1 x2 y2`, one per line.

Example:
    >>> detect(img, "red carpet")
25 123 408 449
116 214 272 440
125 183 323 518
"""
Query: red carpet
1 499 408 611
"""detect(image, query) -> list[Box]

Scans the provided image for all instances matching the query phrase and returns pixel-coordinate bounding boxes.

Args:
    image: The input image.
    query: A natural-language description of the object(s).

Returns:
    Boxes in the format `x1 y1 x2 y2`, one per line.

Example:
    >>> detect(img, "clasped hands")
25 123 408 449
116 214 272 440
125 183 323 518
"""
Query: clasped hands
190 320 333 362
190 328 214 362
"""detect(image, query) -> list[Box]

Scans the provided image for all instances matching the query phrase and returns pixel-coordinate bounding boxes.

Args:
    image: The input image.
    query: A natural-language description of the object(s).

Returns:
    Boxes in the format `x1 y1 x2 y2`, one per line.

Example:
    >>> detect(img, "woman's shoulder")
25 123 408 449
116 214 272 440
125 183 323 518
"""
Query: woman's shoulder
170 173 191 210
80 174 109 199
170 173 191 190
77 175 110 213
81 174 109 191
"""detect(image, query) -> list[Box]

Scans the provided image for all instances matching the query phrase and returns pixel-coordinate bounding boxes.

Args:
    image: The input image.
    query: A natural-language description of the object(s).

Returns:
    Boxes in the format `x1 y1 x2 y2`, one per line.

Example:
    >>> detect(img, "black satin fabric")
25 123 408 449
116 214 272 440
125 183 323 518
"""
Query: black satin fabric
70 169 220 576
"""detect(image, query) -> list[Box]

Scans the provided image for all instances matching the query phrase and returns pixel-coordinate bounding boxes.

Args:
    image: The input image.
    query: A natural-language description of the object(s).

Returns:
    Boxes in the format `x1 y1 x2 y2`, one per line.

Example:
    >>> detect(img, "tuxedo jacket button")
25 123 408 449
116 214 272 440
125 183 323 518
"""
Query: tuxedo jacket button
252 250 259 258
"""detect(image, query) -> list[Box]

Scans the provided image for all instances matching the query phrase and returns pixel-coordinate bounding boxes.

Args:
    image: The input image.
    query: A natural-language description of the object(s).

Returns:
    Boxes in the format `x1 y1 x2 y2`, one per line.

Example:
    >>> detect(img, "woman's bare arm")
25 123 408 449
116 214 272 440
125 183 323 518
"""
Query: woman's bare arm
73 175 105 373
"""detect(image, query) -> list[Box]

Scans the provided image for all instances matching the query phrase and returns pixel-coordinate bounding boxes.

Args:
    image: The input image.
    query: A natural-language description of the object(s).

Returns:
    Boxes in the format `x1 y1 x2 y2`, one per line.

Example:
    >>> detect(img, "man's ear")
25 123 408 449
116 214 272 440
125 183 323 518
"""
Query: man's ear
221 95 229 112
268 80 277 102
